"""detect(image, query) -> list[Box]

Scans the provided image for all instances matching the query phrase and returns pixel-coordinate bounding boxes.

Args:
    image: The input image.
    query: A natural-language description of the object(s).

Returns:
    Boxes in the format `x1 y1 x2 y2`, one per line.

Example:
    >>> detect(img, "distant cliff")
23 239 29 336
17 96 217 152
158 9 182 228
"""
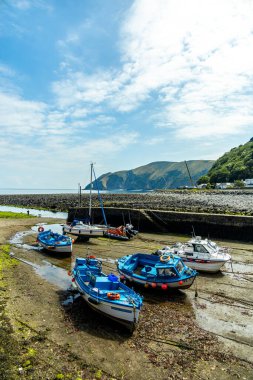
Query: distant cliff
85 160 214 190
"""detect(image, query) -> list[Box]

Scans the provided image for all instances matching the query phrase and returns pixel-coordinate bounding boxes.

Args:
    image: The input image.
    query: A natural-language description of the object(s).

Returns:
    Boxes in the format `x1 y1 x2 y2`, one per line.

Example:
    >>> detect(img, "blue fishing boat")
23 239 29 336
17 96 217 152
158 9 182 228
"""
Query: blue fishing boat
117 252 197 290
71 256 143 331
37 228 73 254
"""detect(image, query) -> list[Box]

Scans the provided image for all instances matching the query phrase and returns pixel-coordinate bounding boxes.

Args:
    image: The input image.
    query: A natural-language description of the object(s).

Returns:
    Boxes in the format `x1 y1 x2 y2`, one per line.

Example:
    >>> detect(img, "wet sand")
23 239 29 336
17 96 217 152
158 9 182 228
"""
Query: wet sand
1 217 253 379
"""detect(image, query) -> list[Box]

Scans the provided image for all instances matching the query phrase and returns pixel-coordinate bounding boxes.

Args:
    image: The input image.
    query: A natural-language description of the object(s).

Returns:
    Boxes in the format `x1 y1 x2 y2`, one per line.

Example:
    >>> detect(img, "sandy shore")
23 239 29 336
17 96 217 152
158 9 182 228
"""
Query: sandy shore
1 216 253 379
1 189 253 215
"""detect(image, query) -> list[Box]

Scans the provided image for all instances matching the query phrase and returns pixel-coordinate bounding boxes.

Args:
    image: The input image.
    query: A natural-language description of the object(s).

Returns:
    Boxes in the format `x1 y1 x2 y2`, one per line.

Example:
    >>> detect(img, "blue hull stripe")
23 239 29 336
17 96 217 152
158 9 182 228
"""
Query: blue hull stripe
111 306 133 313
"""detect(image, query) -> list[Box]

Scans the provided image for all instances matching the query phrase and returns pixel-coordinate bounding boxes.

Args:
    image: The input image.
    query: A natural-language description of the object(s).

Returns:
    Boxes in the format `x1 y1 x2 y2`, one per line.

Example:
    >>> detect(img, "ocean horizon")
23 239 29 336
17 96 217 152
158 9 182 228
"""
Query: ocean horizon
0 188 151 195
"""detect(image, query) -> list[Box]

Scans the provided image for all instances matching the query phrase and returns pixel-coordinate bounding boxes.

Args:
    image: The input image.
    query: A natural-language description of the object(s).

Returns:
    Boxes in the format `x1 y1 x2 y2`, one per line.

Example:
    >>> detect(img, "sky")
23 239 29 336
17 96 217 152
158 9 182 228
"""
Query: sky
1 0 253 189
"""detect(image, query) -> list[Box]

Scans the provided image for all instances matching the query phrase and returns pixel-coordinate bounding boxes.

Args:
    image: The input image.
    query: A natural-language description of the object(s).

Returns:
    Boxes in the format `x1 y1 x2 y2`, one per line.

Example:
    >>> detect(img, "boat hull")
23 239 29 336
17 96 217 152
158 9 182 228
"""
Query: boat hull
38 241 72 254
63 224 106 238
118 270 196 290
180 258 230 272
72 280 140 331
103 232 129 241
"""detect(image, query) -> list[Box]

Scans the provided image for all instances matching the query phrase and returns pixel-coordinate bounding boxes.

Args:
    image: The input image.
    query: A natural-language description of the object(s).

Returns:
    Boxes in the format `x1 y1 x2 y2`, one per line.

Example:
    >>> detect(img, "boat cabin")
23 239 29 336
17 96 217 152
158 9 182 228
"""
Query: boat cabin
125 253 186 279
171 236 220 257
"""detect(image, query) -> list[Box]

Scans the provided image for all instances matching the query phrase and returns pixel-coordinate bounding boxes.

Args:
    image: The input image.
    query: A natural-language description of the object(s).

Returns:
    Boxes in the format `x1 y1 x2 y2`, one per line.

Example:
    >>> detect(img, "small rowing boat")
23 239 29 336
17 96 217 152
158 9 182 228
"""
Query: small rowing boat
37 228 73 254
71 256 143 331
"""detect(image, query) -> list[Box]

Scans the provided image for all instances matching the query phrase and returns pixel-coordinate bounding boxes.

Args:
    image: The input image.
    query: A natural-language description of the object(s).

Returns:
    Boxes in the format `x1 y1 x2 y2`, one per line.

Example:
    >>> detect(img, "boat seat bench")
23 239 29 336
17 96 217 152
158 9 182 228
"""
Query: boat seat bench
94 277 119 290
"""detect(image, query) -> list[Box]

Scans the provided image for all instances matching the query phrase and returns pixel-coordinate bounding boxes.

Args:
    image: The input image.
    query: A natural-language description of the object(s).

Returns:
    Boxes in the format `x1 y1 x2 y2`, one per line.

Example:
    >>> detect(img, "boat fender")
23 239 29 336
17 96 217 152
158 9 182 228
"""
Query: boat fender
160 254 170 262
107 292 120 300
38 226 44 232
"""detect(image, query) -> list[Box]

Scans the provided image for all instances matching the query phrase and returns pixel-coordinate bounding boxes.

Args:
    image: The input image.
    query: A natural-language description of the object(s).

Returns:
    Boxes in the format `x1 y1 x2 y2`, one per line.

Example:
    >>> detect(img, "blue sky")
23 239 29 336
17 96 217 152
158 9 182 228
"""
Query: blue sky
1 0 253 189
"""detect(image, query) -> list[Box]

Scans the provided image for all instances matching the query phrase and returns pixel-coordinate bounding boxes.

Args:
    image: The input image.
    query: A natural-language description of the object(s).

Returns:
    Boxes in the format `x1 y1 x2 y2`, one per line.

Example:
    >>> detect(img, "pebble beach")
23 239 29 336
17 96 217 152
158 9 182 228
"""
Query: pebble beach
0 189 253 215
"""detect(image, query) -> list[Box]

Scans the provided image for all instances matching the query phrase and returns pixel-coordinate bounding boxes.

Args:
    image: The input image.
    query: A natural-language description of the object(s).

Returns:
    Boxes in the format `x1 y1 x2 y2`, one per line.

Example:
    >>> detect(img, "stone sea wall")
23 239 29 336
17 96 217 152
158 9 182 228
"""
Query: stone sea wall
1 189 253 241
68 206 253 242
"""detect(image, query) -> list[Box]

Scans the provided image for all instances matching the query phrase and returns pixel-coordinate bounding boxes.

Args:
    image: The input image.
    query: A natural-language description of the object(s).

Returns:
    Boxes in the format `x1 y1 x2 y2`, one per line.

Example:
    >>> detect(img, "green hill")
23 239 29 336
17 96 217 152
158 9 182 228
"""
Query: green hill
85 160 214 190
199 138 253 184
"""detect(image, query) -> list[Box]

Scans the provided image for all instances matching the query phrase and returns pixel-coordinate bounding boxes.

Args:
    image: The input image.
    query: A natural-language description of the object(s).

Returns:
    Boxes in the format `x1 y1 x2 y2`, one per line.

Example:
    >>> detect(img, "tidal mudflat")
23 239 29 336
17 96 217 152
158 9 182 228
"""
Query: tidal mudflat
1 217 252 380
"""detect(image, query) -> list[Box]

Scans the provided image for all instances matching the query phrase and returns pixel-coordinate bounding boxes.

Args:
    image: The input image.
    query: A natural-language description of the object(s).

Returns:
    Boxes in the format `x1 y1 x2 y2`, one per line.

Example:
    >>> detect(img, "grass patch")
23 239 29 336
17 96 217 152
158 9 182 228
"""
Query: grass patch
0 245 17 287
0 245 21 380
0 211 33 219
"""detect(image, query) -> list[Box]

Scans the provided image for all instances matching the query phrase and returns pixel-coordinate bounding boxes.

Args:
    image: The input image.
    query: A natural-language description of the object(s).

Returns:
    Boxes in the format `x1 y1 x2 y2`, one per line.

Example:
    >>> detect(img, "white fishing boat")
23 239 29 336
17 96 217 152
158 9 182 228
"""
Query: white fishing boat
63 220 107 239
155 236 231 273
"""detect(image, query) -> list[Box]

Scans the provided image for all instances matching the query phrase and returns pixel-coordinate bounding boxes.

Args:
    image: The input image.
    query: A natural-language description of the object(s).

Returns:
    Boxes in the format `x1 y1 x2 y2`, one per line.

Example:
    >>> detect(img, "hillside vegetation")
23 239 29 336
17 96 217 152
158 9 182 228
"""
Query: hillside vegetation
198 138 253 184
85 160 214 190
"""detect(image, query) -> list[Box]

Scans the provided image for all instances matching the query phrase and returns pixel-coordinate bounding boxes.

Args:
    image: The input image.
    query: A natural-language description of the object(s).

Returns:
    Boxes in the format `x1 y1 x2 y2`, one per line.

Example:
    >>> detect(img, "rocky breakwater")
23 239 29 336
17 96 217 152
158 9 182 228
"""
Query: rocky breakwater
1 190 253 240
0 189 253 215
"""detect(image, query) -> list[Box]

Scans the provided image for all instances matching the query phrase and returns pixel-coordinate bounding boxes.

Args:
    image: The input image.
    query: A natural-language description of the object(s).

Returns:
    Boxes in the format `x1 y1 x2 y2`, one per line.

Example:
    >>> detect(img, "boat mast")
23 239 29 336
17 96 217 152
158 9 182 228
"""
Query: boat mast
185 161 195 188
92 165 108 226
89 162 93 223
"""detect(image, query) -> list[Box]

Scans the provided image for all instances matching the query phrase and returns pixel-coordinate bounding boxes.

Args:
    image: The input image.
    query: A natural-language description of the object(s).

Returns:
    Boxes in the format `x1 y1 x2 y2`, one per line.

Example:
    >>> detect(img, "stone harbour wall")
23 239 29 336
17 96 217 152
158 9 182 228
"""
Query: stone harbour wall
68 207 253 242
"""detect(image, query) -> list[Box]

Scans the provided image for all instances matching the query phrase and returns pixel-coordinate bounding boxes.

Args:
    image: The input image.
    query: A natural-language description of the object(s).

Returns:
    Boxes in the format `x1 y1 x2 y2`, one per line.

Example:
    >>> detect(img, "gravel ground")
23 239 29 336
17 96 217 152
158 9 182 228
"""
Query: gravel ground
0 189 253 215
1 218 252 380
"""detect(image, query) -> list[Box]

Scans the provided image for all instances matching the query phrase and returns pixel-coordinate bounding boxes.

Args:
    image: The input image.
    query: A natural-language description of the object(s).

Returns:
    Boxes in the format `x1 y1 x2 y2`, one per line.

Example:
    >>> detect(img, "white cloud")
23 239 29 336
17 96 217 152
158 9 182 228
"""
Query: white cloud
114 0 253 137
0 92 47 135
52 71 117 108
0 128 139 187
52 0 253 138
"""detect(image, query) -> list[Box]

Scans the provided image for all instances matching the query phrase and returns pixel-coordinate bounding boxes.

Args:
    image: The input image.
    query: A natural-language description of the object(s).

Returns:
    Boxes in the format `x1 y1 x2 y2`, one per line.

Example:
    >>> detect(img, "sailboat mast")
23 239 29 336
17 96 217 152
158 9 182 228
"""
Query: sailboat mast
89 162 93 223
185 161 194 188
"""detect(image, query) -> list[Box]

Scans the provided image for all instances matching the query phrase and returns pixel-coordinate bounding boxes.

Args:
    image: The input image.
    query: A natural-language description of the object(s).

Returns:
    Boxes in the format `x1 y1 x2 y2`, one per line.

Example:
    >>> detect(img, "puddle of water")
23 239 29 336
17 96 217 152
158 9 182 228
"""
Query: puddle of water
9 250 71 290
193 296 253 345
230 261 253 274
9 230 40 251
0 205 67 219
34 260 71 289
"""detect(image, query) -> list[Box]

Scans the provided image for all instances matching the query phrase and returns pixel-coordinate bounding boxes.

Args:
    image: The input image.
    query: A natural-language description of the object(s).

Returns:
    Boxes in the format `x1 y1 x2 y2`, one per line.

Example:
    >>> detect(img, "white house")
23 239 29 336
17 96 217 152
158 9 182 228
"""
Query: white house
215 183 232 189
244 179 253 188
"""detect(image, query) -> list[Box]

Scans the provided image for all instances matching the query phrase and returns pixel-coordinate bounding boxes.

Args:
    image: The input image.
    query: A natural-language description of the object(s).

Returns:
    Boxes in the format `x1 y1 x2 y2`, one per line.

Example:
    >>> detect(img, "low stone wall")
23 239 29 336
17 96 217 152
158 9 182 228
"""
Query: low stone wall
68 207 253 242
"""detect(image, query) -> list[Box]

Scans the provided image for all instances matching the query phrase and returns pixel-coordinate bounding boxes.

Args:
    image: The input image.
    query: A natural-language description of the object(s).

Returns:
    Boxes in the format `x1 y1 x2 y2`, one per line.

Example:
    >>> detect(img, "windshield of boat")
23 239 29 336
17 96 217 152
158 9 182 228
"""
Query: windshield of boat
157 268 177 277
193 243 208 253
176 261 184 273
207 241 217 250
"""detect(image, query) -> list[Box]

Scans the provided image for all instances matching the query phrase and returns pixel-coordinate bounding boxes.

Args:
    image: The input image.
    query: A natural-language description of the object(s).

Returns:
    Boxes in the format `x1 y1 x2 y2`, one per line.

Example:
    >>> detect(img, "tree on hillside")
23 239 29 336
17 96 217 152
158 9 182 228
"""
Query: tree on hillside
197 175 210 184
207 139 253 183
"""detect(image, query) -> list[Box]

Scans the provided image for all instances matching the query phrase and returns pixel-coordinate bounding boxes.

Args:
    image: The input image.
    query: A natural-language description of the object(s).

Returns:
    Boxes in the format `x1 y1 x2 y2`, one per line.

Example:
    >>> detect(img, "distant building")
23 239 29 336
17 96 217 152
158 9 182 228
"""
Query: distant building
215 183 232 189
244 179 253 188
197 183 207 189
